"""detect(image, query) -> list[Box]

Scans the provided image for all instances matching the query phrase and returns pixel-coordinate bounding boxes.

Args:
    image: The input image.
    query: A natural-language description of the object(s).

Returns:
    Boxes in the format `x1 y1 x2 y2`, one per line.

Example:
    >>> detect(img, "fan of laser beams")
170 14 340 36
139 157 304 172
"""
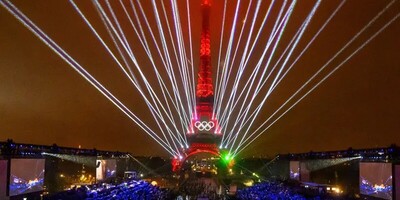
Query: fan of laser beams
0 0 398 158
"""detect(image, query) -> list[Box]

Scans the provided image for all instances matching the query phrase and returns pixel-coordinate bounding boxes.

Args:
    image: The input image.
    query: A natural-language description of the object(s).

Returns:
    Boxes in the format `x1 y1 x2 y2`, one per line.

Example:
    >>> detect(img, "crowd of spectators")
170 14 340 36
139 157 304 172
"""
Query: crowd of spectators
47 180 170 200
178 177 223 200
48 178 337 200
236 180 320 200
85 180 169 200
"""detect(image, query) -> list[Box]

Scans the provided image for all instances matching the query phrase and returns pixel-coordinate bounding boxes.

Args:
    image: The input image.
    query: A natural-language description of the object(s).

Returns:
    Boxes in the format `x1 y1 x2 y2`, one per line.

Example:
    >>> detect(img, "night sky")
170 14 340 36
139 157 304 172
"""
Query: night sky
0 0 399 157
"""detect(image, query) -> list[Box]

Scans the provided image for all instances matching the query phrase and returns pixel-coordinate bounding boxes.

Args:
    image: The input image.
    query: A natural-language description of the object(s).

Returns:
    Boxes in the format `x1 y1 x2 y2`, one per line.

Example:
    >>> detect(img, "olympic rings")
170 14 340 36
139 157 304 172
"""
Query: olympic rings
194 121 215 131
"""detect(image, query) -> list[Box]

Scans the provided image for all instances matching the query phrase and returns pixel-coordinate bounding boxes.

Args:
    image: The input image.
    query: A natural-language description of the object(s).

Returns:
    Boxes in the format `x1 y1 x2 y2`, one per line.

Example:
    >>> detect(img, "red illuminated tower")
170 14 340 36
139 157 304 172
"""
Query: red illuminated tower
172 0 221 171
189 0 221 137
